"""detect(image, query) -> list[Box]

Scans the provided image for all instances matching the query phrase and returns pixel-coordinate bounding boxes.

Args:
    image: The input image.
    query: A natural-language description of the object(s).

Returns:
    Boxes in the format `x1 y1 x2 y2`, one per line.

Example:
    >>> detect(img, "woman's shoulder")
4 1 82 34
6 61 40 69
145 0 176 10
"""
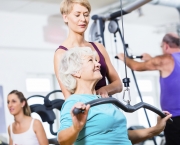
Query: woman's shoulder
33 118 41 123
33 119 42 126
61 94 87 110
93 42 107 55
64 94 83 103
55 41 69 54
54 46 66 56
32 118 43 131
64 94 97 105
93 42 105 49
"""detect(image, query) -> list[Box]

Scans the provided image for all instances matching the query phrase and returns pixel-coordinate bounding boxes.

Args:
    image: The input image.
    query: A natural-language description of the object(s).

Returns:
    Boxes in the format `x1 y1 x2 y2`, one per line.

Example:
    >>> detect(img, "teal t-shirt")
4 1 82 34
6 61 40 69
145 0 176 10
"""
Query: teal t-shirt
58 94 132 145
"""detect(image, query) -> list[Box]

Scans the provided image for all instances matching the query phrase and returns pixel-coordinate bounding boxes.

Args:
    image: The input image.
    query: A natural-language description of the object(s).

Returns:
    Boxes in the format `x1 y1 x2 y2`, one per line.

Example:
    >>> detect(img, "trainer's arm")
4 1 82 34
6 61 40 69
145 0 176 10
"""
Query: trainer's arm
95 43 123 96
54 49 71 99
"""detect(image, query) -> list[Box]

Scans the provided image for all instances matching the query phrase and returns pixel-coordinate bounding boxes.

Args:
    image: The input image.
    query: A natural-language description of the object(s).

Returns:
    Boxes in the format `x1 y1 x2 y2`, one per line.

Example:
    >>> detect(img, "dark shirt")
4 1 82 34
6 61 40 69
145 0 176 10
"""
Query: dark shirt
57 42 107 90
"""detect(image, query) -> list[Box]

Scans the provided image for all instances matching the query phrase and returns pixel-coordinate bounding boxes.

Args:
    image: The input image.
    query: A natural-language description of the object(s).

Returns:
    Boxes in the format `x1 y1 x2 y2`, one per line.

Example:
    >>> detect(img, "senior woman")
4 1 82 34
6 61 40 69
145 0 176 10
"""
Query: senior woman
57 47 172 145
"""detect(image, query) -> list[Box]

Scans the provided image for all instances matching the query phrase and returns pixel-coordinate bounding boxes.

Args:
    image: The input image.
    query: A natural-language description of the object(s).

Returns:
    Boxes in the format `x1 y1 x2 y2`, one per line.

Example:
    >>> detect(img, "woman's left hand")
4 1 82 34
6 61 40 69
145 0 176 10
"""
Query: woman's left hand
96 87 109 98
154 111 172 134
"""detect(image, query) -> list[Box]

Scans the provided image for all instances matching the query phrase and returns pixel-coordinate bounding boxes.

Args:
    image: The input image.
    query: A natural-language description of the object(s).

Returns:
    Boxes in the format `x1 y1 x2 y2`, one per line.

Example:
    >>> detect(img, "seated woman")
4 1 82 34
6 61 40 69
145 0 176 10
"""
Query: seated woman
7 90 48 145
57 47 172 145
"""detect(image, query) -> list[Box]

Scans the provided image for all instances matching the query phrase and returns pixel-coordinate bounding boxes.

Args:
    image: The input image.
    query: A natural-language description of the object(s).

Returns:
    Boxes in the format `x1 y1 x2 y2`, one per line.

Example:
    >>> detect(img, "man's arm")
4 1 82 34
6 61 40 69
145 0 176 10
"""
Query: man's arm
117 53 169 71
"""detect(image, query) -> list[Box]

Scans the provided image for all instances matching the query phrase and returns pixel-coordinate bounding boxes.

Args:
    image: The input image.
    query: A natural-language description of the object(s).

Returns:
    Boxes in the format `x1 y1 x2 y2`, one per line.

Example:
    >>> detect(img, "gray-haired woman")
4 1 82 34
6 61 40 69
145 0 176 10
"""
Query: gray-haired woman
57 47 172 145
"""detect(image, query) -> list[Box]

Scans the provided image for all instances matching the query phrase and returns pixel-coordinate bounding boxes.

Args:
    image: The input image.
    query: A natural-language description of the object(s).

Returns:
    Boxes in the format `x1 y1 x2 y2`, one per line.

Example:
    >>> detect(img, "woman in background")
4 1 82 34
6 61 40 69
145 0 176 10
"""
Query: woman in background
7 90 48 145
54 0 122 99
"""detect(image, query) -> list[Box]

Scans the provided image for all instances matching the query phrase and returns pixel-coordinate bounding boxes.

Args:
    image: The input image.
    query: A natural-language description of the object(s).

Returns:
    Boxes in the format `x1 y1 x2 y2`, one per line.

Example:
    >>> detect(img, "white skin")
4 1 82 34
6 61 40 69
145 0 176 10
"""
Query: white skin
7 94 48 145
54 3 122 99
58 55 172 145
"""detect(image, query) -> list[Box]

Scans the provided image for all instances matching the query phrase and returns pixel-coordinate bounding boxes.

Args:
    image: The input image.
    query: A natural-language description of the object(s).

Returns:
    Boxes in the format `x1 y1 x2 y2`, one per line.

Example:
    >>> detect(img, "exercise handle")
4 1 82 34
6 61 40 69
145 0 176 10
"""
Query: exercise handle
129 55 143 59
73 108 84 115
72 98 173 124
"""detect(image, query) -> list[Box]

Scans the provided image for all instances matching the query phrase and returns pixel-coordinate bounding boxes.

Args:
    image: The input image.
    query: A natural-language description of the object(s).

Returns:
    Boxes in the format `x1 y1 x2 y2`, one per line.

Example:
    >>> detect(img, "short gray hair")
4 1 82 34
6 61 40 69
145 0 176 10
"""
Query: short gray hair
59 47 97 93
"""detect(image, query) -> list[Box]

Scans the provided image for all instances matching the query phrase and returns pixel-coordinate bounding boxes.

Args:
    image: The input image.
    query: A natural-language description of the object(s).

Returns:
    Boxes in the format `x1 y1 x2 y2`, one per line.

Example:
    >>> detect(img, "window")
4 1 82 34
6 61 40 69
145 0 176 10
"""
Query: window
26 78 51 92
135 76 160 128
0 86 6 133
136 96 156 127
137 80 152 92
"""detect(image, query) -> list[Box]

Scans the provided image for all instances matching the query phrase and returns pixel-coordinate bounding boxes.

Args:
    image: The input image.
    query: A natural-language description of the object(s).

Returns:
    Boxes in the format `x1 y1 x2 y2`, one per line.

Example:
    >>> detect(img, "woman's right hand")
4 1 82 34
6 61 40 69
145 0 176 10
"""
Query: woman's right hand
71 103 90 132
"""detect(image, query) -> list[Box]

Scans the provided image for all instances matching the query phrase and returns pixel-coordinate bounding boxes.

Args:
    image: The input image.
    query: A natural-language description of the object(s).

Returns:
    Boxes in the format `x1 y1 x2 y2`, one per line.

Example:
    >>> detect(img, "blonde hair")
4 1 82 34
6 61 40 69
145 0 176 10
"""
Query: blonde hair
59 47 96 93
8 90 31 116
60 0 91 15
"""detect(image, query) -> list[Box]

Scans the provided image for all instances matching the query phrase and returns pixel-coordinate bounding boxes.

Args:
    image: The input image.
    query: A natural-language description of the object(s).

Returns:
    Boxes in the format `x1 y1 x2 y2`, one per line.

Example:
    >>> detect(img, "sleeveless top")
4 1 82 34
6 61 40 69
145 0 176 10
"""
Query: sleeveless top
160 52 180 117
57 42 107 90
10 119 40 145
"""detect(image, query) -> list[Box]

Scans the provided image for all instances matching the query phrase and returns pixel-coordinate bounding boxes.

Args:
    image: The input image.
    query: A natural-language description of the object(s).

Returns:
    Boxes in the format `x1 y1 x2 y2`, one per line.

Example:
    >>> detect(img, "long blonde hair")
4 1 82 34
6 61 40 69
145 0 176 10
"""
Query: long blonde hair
8 90 31 116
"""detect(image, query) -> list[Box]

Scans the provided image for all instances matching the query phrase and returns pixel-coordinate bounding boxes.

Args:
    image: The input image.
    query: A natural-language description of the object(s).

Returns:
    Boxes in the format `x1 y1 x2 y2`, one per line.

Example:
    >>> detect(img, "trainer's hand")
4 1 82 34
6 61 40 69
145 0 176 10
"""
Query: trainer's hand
96 87 109 98
71 103 90 132
154 111 172 134
141 53 152 61
116 53 124 61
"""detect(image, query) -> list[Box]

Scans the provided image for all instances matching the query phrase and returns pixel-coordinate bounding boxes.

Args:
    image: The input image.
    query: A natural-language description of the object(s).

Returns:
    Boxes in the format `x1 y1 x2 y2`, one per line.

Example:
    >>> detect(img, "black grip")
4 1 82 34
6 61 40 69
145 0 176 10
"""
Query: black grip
136 55 143 59
129 55 143 59
73 108 84 115
159 112 173 124
109 10 127 20
114 56 119 59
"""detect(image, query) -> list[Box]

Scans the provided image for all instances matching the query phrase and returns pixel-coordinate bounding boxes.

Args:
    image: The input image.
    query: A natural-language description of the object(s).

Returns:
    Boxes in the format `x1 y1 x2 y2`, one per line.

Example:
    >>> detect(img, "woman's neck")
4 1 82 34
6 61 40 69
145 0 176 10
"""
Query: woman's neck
66 30 86 47
74 81 97 95
14 113 26 124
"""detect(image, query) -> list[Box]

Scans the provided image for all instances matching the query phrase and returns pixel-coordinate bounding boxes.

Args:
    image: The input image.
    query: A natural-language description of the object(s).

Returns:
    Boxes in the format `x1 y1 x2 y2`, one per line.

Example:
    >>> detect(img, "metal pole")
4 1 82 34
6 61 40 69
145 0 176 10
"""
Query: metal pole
117 27 157 145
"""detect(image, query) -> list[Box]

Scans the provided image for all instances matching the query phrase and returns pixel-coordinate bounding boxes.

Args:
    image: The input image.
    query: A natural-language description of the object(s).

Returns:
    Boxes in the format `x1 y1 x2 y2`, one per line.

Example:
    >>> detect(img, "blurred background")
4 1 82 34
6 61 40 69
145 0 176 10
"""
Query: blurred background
0 0 180 144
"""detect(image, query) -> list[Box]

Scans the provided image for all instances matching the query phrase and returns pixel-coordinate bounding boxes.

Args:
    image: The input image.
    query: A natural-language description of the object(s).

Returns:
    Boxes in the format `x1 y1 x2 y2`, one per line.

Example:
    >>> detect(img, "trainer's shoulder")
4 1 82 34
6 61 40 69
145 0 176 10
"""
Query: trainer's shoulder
93 42 105 49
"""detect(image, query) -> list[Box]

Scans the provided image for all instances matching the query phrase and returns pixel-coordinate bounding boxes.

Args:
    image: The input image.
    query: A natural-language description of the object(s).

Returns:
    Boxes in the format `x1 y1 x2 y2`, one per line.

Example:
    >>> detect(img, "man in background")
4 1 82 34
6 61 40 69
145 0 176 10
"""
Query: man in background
117 33 180 145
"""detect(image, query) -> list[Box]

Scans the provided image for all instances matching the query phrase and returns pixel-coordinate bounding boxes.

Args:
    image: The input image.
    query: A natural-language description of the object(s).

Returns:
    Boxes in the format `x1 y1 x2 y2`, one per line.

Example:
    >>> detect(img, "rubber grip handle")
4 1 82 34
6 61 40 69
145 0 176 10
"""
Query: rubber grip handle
73 108 84 115
114 56 119 59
